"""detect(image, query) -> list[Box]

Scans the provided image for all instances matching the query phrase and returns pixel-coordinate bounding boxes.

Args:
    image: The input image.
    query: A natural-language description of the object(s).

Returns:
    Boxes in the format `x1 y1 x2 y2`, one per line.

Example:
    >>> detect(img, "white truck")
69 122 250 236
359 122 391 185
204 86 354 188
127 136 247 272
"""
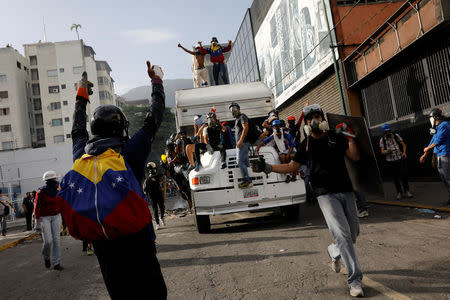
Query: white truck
175 82 306 233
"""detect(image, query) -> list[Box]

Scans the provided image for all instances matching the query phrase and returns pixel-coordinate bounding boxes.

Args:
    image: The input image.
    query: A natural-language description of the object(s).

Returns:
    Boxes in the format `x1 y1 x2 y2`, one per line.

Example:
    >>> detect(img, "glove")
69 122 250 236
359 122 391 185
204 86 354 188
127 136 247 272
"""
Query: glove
336 122 356 140
250 156 272 174
206 144 214 154
76 71 93 102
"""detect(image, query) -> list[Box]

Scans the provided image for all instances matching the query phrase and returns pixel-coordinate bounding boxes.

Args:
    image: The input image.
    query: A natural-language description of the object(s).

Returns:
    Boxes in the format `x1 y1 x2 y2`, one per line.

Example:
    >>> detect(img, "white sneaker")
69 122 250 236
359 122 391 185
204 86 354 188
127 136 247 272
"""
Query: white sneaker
327 244 341 273
396 193 402 200
358 210 369 218
349 283 364 297
155 223 160 230
160 218 165 226
406 191 413 198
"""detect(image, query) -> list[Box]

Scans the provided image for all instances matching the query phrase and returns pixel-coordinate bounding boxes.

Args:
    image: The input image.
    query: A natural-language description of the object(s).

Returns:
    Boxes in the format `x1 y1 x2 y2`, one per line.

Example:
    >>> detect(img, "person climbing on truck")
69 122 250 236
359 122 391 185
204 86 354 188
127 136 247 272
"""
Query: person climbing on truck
198 37 232 85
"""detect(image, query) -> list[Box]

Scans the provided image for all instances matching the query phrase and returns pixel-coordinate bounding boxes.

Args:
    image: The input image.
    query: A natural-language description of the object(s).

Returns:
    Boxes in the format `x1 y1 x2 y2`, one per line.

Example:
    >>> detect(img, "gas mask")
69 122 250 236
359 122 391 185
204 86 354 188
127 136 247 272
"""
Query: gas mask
211 38 218 46
230 106 240 118
304 118 329 136
274 126 281 135
207 117 218 128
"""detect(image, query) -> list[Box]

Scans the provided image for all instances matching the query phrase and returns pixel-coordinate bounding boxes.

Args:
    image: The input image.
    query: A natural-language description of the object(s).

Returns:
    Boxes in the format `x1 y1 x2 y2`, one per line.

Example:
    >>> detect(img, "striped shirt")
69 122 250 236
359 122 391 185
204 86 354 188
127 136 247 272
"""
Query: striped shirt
0 195 11 216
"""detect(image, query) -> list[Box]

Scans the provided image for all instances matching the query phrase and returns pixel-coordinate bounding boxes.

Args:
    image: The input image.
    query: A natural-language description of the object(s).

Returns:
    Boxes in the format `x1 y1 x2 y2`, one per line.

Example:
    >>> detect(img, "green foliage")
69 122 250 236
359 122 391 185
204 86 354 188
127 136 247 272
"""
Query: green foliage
121 105 176 163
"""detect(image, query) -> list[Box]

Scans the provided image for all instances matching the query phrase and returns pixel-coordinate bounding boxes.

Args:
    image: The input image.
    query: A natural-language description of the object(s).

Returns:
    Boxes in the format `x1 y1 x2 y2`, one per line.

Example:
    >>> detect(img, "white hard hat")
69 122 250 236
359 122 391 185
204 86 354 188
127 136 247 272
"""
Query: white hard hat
147 162 157 169
42 170 59 181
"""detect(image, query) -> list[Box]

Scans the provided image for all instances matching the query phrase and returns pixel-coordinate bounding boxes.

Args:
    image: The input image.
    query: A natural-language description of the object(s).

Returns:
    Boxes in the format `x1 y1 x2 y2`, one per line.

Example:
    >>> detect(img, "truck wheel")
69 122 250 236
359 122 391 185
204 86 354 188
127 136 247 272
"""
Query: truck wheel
281 204 300 221
195 214 210 233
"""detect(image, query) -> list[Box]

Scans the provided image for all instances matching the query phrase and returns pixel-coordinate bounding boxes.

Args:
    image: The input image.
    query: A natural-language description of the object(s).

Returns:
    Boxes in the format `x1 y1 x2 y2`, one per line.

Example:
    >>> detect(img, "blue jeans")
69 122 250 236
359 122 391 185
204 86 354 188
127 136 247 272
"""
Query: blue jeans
317 192 363 285
0 215 6 234
437 155 450 204
354 191 367 211
237 142 251 182
213 62 229 85
40 214 62 265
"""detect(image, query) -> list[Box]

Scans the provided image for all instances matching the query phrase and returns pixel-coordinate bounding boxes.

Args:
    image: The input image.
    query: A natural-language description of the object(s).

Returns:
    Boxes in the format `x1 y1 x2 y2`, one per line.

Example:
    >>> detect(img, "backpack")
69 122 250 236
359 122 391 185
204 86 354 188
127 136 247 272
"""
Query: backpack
246 119 261 144
57 149 151 241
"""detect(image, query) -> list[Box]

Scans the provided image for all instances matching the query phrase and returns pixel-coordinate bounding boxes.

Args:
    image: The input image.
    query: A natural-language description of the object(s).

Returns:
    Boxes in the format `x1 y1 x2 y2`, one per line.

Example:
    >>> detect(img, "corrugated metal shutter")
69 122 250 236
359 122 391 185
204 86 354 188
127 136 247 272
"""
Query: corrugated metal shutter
279 73 342 122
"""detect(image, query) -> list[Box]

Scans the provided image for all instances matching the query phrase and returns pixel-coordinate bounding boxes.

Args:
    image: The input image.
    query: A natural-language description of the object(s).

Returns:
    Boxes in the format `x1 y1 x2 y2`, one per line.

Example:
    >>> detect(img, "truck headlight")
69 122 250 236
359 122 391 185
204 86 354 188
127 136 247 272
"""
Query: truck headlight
199 176 210 184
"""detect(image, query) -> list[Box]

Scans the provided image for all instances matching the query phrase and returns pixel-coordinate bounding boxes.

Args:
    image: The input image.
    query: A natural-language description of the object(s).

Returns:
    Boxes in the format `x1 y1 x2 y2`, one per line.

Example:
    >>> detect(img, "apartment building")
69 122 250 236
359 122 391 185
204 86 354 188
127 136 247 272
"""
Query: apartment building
23 40 115 147
0 46 33 151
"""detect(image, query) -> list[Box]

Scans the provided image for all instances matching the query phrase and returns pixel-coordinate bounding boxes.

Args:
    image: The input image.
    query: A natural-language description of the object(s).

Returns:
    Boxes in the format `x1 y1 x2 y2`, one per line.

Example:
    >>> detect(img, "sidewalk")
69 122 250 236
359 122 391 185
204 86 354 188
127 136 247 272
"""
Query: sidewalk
0 217 39 251
370 181 450 212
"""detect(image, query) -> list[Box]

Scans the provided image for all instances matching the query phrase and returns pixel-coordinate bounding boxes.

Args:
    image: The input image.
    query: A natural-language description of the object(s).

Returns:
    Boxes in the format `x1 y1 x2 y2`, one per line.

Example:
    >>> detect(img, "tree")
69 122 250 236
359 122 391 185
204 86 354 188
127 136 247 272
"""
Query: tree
121 105 176 164
70 24 82 40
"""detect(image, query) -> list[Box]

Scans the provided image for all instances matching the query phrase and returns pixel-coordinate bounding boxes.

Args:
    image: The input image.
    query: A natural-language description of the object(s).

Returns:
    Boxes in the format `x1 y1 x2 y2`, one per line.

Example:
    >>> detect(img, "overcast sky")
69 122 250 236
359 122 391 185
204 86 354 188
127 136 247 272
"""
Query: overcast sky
0 0 253 94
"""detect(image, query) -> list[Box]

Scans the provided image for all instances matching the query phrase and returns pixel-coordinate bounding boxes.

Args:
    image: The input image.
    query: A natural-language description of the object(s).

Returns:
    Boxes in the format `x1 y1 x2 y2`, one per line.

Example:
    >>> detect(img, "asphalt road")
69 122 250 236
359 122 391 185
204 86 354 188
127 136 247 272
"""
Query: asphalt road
0 203 449 299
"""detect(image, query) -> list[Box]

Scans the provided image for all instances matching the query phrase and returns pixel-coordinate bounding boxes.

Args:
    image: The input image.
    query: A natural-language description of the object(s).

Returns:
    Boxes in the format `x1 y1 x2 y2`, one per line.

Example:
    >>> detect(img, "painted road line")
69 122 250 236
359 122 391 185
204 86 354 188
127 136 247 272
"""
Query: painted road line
367 200 450 213
363 276 412 300
0 232 40 252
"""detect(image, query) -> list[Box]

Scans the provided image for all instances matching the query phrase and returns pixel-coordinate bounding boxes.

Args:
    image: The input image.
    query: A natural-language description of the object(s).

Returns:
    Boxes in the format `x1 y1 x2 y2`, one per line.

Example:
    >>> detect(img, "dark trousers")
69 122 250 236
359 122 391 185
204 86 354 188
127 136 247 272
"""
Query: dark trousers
213 62 229 85
150 190 165 223
386 159 409 193
25 211 33 230
194 143 226 165
437 156 450 204
93 228 167 300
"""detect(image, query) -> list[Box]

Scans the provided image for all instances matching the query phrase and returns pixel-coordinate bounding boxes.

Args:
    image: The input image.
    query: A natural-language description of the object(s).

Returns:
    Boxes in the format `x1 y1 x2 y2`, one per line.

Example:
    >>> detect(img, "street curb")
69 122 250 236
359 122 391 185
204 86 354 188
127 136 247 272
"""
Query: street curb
367 200 450 213
0 232 40 252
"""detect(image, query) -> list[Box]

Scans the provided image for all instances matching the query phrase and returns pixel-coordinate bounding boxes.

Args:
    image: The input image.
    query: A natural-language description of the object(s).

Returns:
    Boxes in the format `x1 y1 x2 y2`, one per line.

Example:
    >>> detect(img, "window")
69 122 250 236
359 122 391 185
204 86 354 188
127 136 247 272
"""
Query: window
17 61 21 69
29 56 37 66
47 69 58 77
73 66 83 74
0 108 10 115
0 91 8 99
51 118 63 126
2 141 13 150
59 68 64 73
48 86 59 94
33 98 42 110
50 102 61 110
31 69 39 80
0 125 11 132
66 134 71 138
35 113 43 126
98 77 109 86
53 135 64 143
36 128 45 140
32 84 40 96
64 117 70 122
61 84 66 89
63 101 68 106
99 91 111 100
0 75 6 83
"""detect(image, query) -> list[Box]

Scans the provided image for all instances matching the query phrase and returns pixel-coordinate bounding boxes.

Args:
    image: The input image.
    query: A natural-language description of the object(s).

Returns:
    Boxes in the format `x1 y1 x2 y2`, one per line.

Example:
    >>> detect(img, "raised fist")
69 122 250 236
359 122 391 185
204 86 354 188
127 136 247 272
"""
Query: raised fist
147 61 164 80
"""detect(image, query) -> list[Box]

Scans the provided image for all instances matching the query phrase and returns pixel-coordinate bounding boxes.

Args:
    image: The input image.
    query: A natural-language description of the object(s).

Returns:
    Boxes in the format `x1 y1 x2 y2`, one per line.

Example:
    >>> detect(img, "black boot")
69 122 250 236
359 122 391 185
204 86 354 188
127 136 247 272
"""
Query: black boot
44 259 51 268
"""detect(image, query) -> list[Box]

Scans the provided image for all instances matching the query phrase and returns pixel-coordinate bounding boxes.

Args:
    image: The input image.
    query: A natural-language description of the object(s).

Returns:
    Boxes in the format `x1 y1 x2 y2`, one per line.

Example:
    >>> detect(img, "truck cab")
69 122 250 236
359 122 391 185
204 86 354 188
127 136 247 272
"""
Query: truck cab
175 82 306 233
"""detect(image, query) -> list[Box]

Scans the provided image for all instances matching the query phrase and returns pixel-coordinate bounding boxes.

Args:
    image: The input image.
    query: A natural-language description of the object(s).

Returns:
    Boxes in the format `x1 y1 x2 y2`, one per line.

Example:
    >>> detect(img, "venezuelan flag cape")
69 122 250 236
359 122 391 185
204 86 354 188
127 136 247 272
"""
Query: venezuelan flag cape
58 149 151 241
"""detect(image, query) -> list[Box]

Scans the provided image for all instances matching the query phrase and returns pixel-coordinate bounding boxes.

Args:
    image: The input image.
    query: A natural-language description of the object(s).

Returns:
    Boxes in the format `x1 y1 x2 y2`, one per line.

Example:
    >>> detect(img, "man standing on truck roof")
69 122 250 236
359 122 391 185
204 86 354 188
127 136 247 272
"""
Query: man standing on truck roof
251 104 364 298
229 102 253 189
178 43 209 88
198 37 232 86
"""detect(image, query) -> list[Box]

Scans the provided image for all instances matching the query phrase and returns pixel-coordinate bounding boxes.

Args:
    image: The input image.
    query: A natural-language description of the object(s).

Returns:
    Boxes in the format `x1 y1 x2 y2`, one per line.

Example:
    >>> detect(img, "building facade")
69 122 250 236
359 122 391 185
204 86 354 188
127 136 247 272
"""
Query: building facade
0 46 33 150
23 40 116 147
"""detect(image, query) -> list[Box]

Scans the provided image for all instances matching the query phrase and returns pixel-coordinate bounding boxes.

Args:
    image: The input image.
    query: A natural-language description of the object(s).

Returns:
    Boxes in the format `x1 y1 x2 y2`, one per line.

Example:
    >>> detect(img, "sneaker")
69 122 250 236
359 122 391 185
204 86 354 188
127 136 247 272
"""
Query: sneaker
396 193 402 200
349 283 364 297
285 175 291 183
238 181 253 189
87 247 94 256
53 264 64 271
45 259 51 269
221 162 227 169
187 164 195 172
406 191 413 198
327 244 341 273
1 232 5 236
155 223 160 230
358 210 369 218
290 174 297 182
160 218 165 226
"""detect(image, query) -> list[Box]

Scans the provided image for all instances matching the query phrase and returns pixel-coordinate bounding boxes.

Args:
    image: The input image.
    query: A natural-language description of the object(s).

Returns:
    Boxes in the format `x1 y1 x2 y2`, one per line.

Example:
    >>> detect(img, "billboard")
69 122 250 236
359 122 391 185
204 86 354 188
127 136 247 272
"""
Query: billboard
255 0 337 108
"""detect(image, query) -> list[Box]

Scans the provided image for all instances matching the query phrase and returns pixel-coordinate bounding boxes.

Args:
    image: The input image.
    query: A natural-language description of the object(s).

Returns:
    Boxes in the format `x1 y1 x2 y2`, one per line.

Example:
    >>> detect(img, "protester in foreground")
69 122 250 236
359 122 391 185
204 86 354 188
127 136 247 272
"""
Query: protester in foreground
251 104 364 297
379 124 412 200
229 102 253 189
34 171 63 270
420 108 450 207
0 189 15 236
57 63 167 299
22 192 34 231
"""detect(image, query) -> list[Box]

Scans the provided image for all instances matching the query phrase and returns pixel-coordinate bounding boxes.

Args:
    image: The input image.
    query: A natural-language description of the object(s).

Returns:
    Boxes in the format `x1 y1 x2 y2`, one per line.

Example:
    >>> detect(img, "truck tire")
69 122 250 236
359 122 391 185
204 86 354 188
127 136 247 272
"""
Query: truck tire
195 214 210 233
281 204 300 221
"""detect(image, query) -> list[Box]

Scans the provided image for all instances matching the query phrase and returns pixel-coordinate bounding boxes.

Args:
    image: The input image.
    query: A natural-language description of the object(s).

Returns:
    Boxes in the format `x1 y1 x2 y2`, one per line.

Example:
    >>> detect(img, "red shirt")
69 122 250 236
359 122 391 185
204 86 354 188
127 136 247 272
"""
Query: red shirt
34 189 62 218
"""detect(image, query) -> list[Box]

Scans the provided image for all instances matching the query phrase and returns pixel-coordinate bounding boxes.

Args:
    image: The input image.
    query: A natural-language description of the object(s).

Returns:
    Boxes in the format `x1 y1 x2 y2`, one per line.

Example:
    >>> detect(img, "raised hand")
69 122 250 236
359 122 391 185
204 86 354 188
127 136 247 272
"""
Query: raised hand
147 61 164 80
177 43 182 48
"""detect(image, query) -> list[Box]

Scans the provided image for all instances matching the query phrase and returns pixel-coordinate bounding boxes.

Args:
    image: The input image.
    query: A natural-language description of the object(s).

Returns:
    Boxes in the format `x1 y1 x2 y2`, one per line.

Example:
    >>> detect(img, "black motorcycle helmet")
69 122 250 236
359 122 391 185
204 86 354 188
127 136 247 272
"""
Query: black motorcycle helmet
429 108 443 120
91 105 129 139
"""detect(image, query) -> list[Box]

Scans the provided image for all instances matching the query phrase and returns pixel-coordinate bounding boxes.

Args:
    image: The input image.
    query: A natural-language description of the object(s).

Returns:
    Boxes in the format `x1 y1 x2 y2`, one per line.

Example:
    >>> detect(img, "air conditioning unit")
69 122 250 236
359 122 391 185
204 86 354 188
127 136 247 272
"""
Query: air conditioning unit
51 88 59 93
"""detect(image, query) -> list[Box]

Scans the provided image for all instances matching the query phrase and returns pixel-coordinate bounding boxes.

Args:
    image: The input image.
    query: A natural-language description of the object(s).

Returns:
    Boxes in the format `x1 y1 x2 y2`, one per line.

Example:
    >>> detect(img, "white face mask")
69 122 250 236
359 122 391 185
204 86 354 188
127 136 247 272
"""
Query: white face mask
430 117 435 127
